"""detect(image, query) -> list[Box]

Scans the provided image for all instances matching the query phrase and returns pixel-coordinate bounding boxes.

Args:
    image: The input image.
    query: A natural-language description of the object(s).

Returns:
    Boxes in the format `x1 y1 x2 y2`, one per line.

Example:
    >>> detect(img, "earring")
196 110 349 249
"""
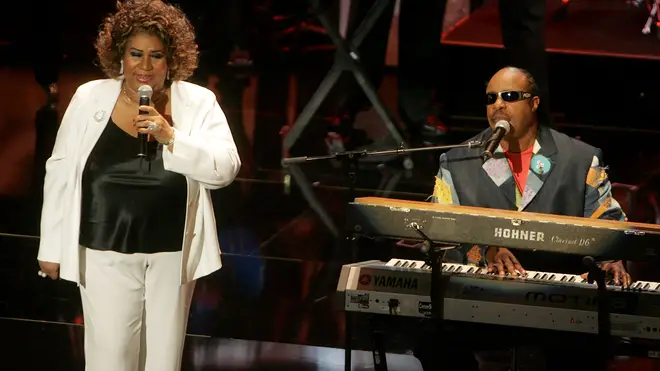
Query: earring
119 60 124 75
166 69 170 80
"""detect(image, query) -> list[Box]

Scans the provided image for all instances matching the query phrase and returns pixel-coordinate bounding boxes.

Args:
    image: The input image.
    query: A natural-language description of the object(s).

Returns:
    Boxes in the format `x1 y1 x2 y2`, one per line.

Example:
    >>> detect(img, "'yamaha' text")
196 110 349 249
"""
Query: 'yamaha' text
374 275 418 290
494 228 544 241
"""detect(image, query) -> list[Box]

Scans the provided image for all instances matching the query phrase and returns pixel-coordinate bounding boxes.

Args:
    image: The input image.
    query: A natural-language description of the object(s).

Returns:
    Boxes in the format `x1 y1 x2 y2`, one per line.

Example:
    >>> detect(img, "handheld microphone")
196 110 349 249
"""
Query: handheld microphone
137 85 153 158
481 120 511 163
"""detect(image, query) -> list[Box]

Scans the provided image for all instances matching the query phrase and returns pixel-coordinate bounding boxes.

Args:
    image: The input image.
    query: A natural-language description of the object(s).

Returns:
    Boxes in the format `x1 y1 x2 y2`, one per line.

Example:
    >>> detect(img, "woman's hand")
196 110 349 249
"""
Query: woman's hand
38 260 60 280
134 105 174 145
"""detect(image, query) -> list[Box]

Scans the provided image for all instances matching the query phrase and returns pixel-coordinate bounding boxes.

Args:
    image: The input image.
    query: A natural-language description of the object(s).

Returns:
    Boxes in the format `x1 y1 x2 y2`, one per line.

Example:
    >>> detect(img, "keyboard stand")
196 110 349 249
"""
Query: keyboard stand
510 346 519 371
282 0 407 154
370 317 389 371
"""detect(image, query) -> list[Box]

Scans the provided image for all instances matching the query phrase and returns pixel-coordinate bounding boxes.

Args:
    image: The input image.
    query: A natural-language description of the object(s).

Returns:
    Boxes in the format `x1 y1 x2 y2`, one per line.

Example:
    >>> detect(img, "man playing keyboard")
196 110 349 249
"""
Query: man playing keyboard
414 67 631 371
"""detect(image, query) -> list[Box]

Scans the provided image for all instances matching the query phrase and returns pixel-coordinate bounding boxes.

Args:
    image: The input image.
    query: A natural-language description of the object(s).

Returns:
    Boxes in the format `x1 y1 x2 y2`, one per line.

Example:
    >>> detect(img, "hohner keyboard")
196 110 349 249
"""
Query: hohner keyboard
347 197 660 260
337 258 660 340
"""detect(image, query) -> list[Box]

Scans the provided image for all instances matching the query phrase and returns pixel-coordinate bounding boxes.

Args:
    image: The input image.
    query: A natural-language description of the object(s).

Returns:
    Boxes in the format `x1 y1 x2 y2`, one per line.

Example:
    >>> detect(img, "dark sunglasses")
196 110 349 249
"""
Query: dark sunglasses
486 91 533 105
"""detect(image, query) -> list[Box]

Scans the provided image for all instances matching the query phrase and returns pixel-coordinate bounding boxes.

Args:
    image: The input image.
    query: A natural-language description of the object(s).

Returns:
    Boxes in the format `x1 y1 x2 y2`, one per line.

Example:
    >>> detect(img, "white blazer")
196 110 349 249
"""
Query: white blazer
37 78 241 285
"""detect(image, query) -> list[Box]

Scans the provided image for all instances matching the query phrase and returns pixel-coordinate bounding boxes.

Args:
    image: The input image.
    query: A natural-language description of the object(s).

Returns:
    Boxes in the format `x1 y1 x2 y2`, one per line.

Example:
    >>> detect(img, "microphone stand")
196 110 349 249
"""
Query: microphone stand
282 140 484 166
583 256 611 371
283 141 483 243
282 140 483 370
282 140 483 228
409 224 455 322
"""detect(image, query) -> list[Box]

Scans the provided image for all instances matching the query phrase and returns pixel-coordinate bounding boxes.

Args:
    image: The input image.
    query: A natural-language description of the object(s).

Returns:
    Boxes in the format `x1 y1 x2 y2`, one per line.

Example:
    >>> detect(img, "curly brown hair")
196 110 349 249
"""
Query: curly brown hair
95 0 198 82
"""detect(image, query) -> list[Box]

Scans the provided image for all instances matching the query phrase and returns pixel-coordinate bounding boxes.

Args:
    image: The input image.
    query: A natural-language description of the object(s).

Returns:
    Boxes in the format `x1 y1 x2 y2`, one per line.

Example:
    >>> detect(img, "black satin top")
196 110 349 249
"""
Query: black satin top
79 118 187 254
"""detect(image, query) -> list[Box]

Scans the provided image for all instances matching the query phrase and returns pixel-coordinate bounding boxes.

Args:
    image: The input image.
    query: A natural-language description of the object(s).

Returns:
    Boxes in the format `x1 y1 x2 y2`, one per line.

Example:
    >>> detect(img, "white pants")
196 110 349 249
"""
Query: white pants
79 247 196 371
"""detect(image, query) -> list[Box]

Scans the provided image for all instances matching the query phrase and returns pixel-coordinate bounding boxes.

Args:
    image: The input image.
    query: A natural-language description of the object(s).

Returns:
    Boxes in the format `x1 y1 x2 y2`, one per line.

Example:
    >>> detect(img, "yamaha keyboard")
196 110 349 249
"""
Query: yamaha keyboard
337 259 660 340
347 197 660 260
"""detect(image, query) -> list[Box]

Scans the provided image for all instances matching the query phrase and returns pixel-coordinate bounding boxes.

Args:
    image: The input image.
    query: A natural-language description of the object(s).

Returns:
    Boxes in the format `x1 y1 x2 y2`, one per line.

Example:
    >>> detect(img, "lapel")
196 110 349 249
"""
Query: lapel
519 125 558 210
75 80 196 168
481 125 558 211
76 79 121 169
481 138 517 209
170 82 193 135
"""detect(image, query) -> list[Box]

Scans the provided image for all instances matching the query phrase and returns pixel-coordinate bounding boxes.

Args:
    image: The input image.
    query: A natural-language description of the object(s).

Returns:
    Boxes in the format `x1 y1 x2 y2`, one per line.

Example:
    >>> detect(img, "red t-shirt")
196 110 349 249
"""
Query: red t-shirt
504 146 534 193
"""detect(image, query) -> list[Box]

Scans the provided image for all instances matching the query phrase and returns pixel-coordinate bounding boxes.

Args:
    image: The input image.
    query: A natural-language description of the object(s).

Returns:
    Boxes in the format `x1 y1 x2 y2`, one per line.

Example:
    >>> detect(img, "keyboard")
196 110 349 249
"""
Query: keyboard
337 258 660 340
347 197 660 261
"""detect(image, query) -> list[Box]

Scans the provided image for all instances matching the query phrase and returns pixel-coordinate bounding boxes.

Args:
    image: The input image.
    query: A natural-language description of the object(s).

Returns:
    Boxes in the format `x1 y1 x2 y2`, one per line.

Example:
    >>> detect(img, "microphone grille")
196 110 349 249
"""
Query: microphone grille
495 120 511 133
137 85 153 99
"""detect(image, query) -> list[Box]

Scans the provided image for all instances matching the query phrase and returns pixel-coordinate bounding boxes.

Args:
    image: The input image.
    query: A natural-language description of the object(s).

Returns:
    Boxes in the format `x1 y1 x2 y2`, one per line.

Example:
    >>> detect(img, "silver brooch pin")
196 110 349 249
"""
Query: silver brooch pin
93 110 106 123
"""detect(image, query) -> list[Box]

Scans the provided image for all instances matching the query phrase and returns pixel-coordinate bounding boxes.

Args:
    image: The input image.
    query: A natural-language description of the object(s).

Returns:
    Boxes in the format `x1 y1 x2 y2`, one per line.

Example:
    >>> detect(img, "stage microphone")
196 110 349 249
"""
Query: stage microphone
481 120 511 163
137 85 153 158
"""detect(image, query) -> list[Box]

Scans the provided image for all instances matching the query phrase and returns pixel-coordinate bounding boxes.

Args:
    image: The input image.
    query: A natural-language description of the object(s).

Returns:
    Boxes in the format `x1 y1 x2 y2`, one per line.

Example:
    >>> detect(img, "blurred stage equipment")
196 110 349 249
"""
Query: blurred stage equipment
280 0 413 168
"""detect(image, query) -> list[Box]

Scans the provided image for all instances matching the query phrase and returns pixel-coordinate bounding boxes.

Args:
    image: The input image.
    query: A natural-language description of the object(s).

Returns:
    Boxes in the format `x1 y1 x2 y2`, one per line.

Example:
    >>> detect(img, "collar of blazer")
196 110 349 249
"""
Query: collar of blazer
77 78 196 164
